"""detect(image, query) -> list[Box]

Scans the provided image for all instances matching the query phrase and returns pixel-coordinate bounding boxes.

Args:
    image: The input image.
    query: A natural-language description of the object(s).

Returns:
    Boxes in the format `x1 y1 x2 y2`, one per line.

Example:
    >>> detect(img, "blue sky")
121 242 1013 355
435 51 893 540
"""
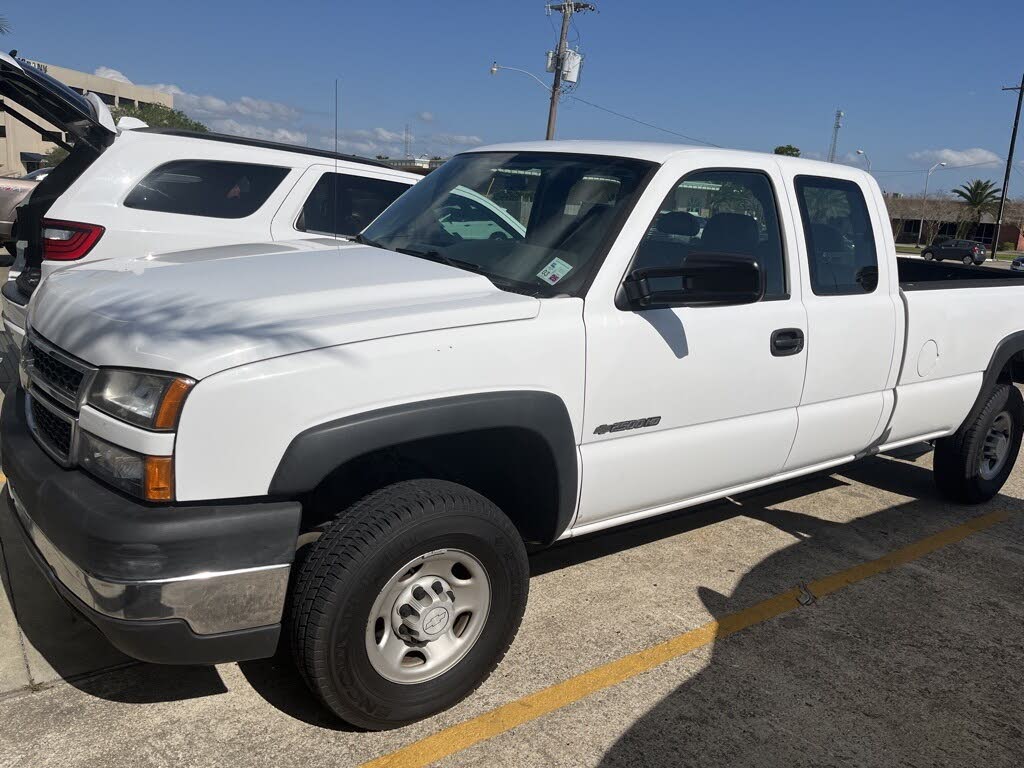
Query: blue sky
8 0 1024 193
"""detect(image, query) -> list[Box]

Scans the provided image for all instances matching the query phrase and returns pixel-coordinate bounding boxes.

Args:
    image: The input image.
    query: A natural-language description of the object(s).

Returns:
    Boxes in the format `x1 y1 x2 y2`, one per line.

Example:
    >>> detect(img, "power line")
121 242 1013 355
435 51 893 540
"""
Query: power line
567 94 721 147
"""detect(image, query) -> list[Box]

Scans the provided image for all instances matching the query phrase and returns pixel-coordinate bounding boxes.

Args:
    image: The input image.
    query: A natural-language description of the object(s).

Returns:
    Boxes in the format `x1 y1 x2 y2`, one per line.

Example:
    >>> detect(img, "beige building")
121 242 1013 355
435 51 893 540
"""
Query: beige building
1 59 173 176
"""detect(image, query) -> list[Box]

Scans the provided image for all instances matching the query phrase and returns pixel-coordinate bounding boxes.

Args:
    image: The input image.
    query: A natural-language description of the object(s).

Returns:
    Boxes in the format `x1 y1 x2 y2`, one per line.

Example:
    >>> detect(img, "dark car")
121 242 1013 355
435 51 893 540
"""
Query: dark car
922 239 987 265
1012 255 1024 272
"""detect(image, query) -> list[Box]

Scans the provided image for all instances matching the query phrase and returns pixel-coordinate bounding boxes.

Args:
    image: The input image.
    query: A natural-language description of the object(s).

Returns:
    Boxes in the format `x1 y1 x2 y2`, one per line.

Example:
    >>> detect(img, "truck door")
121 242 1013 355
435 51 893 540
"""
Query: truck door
577 161 807 529
781 173 900 469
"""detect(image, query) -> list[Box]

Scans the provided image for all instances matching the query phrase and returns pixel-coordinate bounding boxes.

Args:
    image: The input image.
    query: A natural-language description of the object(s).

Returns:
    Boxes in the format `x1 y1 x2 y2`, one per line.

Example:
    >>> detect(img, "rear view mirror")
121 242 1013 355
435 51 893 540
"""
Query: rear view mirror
622 254 764 309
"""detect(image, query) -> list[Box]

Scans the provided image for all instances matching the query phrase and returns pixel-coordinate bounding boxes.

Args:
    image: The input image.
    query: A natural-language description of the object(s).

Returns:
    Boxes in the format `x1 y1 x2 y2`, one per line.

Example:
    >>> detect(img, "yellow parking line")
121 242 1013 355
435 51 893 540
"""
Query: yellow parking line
362 509 1010 768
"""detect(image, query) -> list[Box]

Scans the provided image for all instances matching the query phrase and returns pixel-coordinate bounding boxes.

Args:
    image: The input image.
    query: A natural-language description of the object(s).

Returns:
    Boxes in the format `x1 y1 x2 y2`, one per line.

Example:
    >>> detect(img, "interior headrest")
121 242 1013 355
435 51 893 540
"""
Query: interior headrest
701 213 758 254
656 211 700 237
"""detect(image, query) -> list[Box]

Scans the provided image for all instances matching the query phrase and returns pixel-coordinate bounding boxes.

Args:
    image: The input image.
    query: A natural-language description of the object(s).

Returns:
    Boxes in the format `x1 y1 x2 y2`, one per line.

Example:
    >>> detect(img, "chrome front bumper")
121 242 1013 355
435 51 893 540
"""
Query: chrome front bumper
9 484 290 636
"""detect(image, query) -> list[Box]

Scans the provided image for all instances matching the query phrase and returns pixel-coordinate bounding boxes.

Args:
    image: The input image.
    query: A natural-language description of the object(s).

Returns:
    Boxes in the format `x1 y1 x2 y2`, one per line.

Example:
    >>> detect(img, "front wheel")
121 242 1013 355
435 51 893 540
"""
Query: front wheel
934 383 1023 503
289 479 529 729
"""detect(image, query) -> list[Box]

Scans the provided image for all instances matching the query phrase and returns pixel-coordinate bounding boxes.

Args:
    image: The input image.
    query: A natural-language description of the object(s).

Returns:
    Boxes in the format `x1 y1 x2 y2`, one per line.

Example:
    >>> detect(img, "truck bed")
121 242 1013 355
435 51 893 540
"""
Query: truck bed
897 256 1024 291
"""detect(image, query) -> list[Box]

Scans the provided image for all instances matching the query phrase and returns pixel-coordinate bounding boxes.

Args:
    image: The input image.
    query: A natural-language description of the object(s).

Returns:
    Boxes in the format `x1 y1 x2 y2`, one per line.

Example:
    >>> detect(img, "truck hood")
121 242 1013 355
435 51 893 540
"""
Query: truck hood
28 240 540 378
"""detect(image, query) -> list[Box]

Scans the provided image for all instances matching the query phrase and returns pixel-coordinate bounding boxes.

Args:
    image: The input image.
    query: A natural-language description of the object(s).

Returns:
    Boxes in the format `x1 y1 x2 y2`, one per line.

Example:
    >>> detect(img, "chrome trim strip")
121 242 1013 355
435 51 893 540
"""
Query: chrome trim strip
8 485 290 635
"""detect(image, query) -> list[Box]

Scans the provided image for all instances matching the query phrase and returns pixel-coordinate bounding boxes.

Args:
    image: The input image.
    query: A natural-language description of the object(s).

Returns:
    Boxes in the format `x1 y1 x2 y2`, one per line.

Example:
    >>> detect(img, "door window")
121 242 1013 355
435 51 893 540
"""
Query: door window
794 176 878 295
297 173 410 237
632 169 787 299
124 160 289 218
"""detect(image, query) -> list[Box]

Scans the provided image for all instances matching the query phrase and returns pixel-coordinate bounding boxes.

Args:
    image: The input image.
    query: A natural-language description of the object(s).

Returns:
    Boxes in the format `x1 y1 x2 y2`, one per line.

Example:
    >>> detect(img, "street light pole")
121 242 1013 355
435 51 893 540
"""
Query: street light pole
916 161 946 247
992 72 1024 255
856 149 872 172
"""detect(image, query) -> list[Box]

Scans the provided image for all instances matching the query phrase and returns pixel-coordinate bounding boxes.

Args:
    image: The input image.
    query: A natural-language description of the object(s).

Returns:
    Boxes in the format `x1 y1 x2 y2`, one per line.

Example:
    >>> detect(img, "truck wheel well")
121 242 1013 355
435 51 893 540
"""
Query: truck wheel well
300 427 563 545
999 351 1024 384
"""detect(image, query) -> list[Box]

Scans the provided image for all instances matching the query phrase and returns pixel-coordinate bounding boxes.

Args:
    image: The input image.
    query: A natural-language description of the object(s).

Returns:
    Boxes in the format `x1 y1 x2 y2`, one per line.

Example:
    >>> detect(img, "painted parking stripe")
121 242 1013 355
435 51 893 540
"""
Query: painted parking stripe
362 509 1010 768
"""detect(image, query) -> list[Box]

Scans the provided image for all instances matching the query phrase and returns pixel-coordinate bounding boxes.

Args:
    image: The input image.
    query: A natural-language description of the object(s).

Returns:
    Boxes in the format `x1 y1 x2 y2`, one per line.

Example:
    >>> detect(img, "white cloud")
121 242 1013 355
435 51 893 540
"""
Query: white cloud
417 111 435 123
433 133 484 147
143 83 299 122
209 118 307 145
94 66 132 84
909 147 1001 168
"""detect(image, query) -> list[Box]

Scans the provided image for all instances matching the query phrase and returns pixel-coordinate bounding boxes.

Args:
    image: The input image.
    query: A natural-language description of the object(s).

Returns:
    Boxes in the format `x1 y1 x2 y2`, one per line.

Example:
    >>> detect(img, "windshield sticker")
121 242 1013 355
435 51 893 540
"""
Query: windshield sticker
537 257 574 285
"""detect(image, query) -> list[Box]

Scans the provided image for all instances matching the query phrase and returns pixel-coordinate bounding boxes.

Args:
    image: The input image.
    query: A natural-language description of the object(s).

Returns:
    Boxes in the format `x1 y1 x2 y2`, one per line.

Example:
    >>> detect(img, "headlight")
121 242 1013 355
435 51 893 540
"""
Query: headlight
77 430 174 501
86 370 195 430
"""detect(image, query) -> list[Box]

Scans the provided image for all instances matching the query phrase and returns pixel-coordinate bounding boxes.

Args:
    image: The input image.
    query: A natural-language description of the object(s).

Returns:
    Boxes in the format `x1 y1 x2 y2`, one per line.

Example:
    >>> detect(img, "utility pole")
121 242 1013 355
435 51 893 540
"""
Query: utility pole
992 73 1024 255
827 109 844 163
545 2 594 140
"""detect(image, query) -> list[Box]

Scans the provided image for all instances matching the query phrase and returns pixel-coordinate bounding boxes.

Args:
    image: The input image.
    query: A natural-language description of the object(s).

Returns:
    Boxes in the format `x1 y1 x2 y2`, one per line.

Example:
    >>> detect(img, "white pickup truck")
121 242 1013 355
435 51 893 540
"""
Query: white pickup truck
3 141 1024 729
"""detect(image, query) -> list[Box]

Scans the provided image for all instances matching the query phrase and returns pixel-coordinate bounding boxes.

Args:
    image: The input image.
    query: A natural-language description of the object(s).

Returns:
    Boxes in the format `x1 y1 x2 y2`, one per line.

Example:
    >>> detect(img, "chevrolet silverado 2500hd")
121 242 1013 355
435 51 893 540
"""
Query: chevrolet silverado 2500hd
4 142 1024 729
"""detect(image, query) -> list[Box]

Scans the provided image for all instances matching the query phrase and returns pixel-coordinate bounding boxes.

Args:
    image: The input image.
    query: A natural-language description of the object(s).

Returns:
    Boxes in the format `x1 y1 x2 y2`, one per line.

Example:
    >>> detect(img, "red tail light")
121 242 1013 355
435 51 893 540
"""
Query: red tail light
42 219 105 261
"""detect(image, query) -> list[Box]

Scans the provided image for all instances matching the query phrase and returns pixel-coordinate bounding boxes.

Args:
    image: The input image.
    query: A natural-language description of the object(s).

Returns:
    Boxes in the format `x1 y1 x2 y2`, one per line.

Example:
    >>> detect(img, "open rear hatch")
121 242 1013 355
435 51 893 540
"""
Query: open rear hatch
0 52 116 303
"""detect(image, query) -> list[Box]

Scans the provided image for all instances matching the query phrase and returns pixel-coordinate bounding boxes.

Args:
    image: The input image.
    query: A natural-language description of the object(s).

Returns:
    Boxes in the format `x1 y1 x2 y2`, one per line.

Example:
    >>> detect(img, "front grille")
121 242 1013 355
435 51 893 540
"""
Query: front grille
28 341 85 402
28 393 73 463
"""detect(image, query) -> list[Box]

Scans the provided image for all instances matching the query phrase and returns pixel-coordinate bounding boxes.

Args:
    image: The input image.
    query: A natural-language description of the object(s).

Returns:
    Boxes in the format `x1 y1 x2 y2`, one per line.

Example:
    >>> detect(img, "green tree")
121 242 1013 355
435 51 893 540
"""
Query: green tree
41 146 69 167
773 144 801 157
952 180 1001 234
43 103 207 168
110 103 208 133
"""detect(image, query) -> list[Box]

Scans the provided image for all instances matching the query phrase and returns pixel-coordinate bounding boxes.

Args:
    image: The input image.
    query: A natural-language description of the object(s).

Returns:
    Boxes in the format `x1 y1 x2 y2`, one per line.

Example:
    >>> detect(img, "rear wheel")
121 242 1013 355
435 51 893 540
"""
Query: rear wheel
289 479 529 729
962 255 974 265
934 383 1023 503
922 251 934 260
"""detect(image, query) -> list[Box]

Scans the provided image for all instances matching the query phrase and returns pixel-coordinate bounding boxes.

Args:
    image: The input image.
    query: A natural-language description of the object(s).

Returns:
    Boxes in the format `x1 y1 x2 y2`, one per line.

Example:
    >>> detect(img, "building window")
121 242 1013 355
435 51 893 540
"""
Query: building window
0 126 6 138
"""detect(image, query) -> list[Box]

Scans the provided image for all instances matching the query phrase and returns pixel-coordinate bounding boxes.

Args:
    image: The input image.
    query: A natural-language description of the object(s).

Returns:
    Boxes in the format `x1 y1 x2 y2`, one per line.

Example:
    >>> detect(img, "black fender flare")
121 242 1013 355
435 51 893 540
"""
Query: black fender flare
961 330 1024 428
269 390 579 541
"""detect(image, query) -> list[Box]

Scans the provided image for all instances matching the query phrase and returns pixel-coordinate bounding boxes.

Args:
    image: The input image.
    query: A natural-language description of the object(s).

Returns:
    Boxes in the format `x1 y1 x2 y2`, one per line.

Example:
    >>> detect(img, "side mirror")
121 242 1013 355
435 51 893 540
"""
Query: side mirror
622 254 764 310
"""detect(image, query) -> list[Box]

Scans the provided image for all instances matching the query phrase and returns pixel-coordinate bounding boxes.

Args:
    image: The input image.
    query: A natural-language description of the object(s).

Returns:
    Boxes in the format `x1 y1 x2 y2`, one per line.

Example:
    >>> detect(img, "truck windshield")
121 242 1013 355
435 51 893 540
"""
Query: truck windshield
361 152 654 296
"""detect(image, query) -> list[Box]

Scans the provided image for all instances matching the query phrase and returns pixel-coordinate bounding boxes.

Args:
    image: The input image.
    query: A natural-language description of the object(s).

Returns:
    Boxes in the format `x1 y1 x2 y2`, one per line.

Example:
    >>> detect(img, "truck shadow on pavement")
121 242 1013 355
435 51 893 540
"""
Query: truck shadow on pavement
596 456 1024 768
0 488 228 703
4 451 1023 759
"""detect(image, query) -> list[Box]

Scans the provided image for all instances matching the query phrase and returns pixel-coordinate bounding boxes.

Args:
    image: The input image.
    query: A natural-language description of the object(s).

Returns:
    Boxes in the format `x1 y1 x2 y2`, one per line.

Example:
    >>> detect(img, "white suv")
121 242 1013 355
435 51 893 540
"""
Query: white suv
0 52 419 350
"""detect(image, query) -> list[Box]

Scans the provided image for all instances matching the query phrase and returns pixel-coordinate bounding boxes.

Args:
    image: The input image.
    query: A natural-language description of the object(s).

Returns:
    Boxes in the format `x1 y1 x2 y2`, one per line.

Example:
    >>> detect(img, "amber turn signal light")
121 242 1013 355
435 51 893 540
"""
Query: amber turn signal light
154 377 195 430
144 456 174 501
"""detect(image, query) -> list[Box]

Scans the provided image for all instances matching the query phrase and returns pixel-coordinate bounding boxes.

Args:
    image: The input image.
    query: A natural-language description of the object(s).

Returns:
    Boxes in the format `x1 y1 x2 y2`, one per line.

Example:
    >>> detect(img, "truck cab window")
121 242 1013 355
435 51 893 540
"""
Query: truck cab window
795 176 878 295
632 169 787 299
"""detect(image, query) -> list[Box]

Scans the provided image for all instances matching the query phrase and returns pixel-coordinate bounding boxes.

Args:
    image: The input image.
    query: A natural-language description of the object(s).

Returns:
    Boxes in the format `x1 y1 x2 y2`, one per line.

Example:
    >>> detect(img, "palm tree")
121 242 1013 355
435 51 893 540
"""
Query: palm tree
952 179 1002 235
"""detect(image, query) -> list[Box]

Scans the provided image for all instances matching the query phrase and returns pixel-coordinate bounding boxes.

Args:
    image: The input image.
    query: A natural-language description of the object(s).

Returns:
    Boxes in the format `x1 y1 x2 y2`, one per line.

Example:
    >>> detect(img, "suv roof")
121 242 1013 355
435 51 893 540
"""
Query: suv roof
137 128 392 169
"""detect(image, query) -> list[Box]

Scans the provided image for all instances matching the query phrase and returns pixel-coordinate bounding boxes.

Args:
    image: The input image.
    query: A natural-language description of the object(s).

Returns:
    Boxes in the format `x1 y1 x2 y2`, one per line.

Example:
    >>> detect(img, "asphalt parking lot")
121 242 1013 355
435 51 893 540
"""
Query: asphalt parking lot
1 431 1023 768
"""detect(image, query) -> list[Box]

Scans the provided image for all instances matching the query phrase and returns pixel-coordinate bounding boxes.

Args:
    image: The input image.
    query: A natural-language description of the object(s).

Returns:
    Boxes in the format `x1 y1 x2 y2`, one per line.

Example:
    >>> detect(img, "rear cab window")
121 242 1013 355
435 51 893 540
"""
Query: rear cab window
124 160 289 218
794 175 878 295
296 173 410 237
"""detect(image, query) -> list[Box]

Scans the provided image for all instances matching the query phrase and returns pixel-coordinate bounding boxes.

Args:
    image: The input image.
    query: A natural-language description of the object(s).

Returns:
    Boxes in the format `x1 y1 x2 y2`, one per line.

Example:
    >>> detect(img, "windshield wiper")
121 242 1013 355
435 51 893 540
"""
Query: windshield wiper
394 247 484 273
353 232 384 249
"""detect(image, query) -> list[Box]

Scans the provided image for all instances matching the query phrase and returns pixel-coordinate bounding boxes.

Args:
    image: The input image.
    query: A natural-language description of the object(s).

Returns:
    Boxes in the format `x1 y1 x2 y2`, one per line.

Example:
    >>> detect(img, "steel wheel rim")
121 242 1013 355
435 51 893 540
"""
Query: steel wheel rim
365 548 491 685
979 411 1013 480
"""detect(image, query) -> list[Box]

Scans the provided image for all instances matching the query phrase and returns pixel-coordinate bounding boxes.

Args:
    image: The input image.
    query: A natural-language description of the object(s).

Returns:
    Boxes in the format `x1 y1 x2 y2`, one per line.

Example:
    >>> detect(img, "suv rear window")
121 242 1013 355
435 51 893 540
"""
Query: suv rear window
124 160 289 218
297 173 409 237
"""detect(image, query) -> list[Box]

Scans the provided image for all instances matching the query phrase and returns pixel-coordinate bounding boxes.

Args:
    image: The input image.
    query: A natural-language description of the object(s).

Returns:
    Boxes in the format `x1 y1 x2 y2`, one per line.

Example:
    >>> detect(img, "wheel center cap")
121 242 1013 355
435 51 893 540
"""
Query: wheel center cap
422 607 451 636
392 575 456 643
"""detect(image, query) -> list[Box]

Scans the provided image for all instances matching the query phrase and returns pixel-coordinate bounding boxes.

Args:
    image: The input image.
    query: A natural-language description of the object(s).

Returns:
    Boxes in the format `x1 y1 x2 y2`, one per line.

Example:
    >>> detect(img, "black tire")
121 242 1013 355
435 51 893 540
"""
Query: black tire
962 255 973 265
922 251 934 260
934 383 1023 503
289 479 529 729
